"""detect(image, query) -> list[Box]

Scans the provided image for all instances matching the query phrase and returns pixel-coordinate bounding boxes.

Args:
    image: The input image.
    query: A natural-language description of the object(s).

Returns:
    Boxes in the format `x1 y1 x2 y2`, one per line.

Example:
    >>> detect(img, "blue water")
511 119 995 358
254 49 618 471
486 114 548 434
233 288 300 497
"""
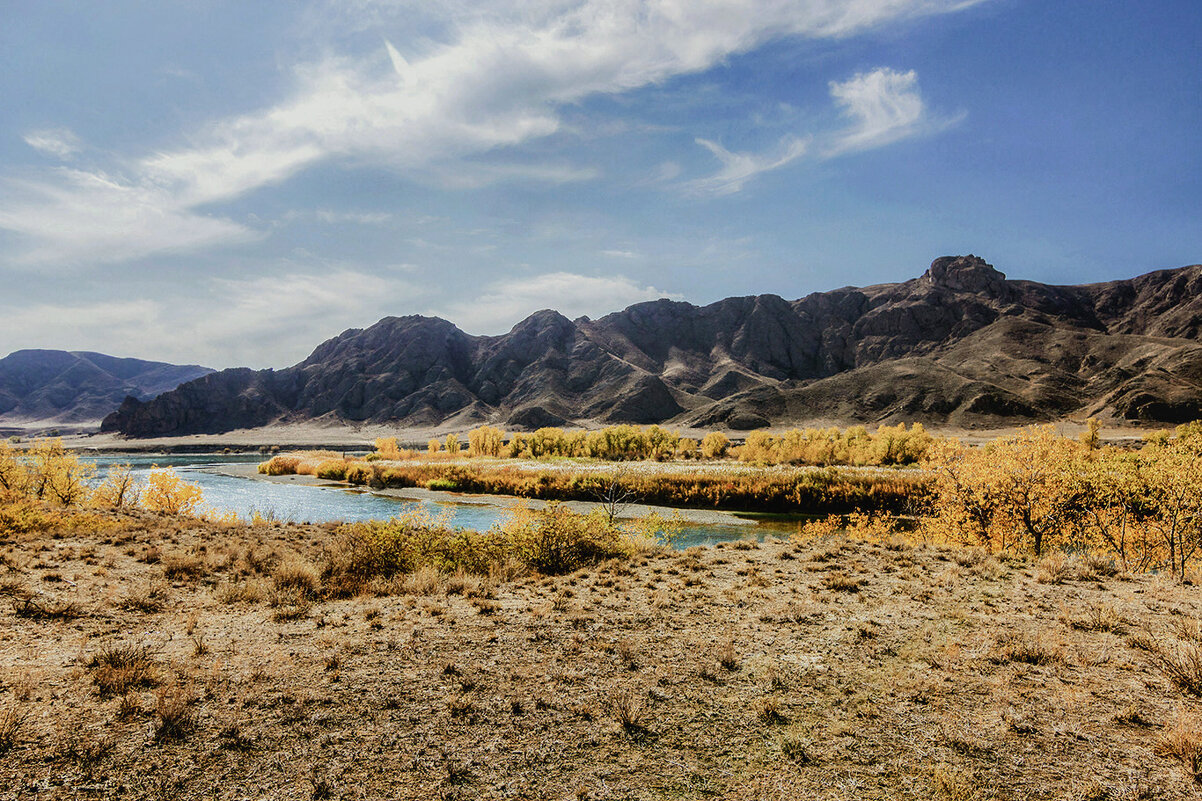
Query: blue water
85 453 784 548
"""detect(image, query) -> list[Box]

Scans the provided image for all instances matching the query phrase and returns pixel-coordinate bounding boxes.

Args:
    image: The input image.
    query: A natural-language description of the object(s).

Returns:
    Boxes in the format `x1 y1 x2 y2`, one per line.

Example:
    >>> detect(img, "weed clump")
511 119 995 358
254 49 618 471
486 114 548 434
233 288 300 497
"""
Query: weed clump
88 642 159 696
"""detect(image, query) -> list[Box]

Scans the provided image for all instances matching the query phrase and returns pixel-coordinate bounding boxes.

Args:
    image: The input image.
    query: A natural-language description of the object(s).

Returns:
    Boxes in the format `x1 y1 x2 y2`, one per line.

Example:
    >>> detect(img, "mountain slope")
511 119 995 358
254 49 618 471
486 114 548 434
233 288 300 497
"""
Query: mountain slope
0 350 213 426
102 256 1202 436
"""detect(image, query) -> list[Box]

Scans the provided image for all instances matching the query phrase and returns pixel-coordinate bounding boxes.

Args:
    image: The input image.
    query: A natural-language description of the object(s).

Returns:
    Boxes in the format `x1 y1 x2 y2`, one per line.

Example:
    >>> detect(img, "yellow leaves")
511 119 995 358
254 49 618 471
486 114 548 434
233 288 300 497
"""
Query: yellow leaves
700 432 730 459
735 423 933 467
467 426 506 457
141 467 204 516
91 463 140 508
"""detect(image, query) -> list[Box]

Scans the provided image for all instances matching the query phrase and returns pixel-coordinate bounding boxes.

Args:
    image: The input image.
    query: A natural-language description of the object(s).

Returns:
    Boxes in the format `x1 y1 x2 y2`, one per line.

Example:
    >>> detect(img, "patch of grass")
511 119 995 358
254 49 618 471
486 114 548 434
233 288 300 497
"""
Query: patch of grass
607 686 648 738
269 587 312 621
273 555 320 596
162 553 206 581
716 639 740 671
0 705 26 754
121 579 170 612
153 684 196 742
989 632 1064 666
1036 553 1072 585
12 595 80 620
823 571 865 592
1066 602 1125 633
1159 710 1202 784
88 642 159 696
1144 635 1202 696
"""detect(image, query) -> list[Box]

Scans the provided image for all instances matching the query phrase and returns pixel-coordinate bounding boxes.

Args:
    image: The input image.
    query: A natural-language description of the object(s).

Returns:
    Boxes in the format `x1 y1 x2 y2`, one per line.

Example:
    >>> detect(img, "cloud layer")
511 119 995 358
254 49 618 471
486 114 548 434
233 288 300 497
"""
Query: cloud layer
1 0 980 269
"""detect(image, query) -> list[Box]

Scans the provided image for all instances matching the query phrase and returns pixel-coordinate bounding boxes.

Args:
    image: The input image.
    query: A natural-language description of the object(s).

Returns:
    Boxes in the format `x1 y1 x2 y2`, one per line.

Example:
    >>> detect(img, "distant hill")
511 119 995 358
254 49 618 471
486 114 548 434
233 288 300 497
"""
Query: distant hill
0 350 213 427
102 255 1202 437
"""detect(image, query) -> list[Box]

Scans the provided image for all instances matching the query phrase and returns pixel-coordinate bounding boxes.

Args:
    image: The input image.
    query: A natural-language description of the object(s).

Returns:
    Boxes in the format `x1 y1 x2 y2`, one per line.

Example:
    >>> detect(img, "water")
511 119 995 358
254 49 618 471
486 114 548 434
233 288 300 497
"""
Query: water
85 453 794 548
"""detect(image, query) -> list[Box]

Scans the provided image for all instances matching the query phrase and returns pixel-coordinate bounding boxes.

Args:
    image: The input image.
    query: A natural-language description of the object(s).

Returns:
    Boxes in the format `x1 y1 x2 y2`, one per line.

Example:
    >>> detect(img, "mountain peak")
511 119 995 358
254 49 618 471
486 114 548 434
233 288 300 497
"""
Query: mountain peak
922 255 1008 295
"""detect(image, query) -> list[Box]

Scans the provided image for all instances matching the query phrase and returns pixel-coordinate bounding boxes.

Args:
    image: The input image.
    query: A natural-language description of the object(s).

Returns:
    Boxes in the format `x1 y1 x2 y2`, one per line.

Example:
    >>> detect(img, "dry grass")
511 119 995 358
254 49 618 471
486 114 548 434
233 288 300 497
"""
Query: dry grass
4 505 1202 798
1159 710 1202 784
87 642 159 696
0 705 25 755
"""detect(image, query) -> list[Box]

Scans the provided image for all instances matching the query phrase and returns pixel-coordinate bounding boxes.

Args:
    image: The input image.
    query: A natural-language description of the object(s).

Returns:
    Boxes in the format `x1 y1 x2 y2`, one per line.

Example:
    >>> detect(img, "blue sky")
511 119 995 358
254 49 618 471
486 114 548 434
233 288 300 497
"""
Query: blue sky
1 0 1199 368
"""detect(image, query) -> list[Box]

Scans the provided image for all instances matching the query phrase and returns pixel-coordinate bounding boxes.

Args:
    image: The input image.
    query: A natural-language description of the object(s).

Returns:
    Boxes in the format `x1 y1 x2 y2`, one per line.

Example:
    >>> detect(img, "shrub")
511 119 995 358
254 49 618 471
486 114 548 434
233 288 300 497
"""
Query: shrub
273 555 320 596
88 642 159 696
141 468 204 515
316 460 348 481
700 432 730 459
502 503 627 575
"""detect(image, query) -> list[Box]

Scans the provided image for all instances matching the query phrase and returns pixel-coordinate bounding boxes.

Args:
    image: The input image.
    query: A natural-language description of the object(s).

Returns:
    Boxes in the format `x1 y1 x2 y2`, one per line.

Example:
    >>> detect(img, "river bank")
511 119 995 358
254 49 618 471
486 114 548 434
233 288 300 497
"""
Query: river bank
213 461 758 529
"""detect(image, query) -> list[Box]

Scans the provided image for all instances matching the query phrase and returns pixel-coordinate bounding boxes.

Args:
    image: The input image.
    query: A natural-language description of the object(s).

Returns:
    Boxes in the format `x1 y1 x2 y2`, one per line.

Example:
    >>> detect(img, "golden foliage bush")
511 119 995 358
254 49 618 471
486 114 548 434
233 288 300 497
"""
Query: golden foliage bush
141 468 204 516
736 423 932 467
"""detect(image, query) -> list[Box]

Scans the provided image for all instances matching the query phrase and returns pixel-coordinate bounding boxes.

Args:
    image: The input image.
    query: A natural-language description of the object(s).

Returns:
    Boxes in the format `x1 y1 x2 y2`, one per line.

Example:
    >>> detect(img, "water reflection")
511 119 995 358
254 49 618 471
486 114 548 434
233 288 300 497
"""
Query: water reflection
85 454 792 548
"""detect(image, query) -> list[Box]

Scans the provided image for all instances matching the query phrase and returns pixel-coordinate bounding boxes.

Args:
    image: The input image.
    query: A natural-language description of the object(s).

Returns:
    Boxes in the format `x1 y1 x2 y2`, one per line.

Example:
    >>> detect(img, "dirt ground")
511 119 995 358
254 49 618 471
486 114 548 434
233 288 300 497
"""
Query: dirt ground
2 511 1201 800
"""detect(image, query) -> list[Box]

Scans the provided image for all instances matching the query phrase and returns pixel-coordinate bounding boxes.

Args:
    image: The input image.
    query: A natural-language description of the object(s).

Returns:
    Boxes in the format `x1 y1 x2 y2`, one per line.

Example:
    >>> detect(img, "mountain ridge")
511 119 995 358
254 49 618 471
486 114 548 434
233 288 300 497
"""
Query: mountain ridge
0 350 213 426
102 256 1202 437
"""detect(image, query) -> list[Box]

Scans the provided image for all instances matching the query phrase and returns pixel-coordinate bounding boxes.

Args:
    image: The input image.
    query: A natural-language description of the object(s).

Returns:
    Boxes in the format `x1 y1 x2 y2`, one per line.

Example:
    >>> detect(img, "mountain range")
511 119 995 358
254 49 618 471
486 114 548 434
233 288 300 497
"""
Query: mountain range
0 350 212 427
99 255 1202 437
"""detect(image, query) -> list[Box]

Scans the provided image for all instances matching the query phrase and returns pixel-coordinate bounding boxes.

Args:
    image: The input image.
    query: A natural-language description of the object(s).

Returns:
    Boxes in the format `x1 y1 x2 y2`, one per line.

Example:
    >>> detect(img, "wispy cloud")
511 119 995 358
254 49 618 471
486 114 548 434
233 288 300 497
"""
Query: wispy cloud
826 67 946 155
434 271 680 334
0 268 419 368
0 169 259 268
23 128 82 160
687 135 809 196
686 65 960 194
0 0 986 269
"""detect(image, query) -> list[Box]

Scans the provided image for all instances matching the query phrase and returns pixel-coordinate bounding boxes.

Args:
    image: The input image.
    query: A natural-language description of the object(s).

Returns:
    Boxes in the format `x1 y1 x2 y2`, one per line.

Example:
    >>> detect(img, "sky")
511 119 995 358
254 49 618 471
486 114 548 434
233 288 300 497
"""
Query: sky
1 0 1199 369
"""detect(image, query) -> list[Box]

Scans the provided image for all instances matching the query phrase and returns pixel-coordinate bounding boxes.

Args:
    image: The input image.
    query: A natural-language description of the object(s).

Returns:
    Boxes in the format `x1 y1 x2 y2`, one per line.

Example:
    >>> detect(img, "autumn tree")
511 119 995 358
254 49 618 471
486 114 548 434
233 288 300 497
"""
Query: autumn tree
92 463 141 509
142 467 204 515
467 426 506 457
700 431 730 459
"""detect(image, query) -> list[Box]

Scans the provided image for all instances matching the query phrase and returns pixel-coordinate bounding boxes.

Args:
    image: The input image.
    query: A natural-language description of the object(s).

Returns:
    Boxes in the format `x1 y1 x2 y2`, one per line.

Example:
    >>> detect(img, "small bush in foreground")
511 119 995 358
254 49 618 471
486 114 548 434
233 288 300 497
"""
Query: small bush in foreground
0 705 26 754
88 642 159 696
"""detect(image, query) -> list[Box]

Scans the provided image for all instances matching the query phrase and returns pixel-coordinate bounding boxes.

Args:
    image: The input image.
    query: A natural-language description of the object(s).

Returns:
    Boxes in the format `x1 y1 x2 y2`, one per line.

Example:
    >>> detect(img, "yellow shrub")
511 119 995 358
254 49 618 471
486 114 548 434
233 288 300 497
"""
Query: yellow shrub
141 467 204 516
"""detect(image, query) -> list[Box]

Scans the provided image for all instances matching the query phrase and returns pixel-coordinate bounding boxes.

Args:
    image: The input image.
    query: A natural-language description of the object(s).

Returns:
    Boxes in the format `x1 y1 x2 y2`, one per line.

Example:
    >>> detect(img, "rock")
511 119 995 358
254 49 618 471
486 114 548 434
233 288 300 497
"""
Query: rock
101 256 1202 436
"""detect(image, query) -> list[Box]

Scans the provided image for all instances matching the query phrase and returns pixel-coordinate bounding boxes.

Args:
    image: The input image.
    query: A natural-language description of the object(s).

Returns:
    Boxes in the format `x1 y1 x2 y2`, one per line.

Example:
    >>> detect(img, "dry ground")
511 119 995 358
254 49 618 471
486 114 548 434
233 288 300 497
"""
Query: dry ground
2 512 1201 800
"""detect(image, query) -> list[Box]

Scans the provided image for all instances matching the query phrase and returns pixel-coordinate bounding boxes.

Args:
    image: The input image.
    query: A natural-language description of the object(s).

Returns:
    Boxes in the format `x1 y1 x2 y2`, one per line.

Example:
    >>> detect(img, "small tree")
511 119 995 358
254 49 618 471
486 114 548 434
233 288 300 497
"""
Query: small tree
445 434 460 455
427 438 441 455
700 432 730 459
142 467 204 515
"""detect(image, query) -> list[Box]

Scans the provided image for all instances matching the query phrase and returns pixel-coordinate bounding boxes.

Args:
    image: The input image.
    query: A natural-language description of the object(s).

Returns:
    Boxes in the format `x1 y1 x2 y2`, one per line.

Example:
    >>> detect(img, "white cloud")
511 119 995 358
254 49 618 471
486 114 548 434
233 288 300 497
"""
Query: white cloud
23 128 82 160
0 169 258 268
826 66 950 155
423 161 600 190
434 271 680 334
314 209 394 225
685 64 959 192
0 0 985 268
688 134 809 195
0 268 419 368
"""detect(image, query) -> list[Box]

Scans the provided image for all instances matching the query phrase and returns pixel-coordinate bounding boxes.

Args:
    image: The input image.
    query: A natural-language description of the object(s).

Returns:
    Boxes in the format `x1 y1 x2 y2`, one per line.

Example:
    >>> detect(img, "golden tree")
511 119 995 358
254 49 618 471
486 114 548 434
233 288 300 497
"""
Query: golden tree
700 431 730 459
142 467 204 515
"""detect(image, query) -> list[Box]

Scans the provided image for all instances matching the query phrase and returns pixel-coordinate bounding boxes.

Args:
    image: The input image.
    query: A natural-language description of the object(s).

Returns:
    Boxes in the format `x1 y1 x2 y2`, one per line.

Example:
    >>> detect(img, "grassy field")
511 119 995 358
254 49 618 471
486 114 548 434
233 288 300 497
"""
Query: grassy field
3 508 1202 799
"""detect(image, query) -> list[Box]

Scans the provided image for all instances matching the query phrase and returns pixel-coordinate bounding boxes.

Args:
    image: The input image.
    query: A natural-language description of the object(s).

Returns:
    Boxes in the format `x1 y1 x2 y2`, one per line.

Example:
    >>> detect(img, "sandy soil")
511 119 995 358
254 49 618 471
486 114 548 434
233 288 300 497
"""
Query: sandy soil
2 510 1201 800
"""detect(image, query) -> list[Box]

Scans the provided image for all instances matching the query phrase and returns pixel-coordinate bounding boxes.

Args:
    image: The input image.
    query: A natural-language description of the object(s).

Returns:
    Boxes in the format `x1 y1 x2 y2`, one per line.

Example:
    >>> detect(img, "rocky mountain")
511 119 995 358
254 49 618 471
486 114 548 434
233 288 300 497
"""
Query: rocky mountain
0 350 213 426
102 256 1202 437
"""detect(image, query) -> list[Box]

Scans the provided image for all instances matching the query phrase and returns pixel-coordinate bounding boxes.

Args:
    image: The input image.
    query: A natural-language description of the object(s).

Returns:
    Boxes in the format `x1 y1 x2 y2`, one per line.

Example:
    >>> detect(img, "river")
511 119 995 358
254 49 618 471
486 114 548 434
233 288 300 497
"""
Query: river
86 454 804 548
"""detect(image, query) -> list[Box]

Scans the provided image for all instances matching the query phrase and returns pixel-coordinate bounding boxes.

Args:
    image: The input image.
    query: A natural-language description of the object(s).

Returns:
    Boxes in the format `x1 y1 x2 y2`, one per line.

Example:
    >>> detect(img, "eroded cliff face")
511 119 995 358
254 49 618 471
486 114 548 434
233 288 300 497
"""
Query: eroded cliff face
103 255 1202 436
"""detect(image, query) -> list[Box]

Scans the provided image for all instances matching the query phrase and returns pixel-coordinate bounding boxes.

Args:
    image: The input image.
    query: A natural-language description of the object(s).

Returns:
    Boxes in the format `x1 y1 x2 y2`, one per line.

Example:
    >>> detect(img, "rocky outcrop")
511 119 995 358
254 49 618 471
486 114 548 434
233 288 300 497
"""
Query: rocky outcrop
0 350 212 426
103 255 1202 436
